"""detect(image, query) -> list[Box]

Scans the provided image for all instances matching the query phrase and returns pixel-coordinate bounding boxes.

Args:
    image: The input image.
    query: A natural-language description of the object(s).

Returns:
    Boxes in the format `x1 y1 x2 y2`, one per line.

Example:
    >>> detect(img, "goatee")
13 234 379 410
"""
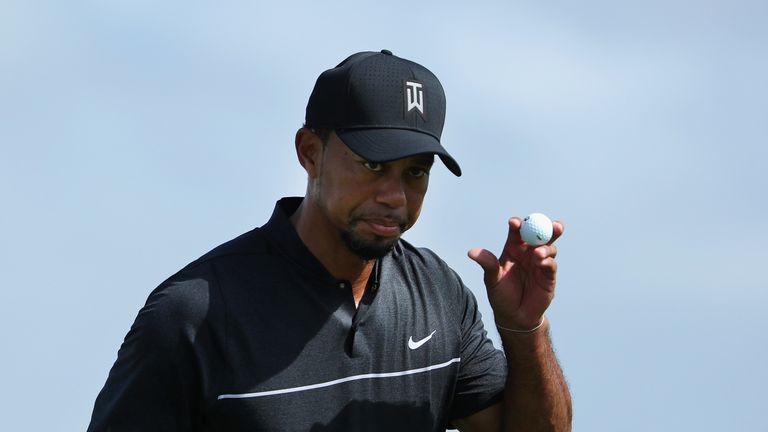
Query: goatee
339 229 399 260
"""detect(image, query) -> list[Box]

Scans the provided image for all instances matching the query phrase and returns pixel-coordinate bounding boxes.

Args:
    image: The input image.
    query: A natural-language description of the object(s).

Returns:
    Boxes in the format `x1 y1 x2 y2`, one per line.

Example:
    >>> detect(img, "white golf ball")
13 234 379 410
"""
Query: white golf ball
520 213 553 246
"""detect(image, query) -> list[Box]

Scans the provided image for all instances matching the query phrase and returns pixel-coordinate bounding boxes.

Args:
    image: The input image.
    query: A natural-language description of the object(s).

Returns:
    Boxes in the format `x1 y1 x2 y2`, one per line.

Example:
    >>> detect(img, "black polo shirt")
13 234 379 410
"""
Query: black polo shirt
88 197 507 432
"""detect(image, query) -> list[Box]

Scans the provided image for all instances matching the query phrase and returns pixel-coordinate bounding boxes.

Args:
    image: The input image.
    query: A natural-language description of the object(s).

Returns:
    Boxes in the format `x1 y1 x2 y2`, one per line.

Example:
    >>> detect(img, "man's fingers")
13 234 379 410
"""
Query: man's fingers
550 220 564 244
467 247 499 272
535 244 557 259
538 257 558 279
503 217 525 252
467 248 501 287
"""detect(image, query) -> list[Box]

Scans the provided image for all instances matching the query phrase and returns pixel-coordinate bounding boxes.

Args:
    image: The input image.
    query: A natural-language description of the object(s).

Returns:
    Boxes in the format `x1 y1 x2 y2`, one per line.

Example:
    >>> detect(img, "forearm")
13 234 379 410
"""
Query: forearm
499 317 572 432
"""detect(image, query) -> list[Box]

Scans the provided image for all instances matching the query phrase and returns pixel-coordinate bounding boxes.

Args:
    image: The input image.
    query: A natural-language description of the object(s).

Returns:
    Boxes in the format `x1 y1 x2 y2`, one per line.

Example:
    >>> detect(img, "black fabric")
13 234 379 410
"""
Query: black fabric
336 128 461 179
88 197 506 431
306 51 446 138
305 50 462 176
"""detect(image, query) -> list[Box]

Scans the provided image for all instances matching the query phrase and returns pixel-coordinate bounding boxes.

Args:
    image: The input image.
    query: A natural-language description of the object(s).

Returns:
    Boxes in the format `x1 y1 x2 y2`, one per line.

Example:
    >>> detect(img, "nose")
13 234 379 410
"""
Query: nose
375 173 407 209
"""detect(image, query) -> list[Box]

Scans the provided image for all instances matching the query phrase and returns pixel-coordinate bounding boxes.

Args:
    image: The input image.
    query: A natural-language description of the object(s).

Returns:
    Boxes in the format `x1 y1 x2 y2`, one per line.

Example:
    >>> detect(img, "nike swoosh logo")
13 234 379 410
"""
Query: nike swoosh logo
408 330 437 350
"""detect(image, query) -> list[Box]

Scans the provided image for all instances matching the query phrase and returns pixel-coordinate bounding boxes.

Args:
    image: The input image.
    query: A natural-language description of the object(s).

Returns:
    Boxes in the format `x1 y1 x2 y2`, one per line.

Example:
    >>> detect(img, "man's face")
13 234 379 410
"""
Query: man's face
310 132 434 260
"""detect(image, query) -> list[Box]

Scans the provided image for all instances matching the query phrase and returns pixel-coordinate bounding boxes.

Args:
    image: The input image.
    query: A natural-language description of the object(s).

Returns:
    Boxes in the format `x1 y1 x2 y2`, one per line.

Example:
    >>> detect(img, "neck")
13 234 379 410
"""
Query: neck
290 197 374 303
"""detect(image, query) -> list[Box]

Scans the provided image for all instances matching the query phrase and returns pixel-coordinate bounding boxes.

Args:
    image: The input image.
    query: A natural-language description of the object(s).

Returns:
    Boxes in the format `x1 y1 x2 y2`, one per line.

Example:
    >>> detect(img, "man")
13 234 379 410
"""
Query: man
88 50 572 431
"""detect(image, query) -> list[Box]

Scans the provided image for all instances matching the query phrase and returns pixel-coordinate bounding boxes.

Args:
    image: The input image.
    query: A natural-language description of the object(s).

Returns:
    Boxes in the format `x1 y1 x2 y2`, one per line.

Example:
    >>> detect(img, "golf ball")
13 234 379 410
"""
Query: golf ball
520 213 553 246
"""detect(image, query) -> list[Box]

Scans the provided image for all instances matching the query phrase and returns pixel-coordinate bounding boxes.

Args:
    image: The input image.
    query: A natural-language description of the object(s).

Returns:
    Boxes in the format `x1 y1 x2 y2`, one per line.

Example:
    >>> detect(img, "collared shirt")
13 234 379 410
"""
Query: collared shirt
88 197 506 431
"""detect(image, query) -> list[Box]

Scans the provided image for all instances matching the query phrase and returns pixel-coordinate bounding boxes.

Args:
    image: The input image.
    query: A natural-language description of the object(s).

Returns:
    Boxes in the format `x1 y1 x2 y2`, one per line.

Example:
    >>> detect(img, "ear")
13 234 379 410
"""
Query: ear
295 128 324 179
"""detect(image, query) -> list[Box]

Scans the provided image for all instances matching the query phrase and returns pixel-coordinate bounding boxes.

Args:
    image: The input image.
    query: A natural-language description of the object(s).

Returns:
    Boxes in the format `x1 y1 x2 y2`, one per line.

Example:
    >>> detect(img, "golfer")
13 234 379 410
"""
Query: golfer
88 50 572 431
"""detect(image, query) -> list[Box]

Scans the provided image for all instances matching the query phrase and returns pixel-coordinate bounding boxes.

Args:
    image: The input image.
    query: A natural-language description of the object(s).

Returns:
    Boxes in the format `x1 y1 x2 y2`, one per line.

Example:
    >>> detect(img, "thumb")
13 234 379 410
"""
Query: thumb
467 248 501 287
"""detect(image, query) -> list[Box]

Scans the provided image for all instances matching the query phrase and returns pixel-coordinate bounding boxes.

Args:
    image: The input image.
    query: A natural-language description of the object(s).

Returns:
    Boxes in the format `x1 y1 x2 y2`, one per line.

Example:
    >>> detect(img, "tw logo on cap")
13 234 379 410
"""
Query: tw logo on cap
405 80 426 119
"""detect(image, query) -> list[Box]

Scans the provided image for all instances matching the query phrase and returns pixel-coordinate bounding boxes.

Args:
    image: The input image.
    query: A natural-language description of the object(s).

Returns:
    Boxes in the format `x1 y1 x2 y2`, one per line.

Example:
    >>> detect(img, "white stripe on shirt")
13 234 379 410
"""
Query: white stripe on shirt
217 357 462 400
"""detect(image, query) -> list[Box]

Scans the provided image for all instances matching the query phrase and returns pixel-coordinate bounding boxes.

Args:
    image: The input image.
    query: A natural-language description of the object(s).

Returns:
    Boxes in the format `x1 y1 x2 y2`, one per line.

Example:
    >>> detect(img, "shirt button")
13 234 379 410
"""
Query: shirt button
338 282 347 289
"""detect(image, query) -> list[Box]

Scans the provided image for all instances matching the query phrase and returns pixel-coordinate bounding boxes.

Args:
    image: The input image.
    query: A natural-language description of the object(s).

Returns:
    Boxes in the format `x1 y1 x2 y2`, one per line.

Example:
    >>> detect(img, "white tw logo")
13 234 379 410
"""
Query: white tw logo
405 80 425 117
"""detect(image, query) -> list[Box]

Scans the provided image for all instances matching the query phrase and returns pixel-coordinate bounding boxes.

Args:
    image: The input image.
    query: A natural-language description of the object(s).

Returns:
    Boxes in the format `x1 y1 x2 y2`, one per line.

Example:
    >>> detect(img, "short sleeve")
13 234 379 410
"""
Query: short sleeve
87 275 211 432
448 276 507 422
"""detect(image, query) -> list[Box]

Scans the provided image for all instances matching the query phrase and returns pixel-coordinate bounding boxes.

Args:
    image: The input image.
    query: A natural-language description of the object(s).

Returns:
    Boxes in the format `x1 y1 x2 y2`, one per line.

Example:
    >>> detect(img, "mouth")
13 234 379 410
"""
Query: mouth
363 220 402 237
353 215 407 238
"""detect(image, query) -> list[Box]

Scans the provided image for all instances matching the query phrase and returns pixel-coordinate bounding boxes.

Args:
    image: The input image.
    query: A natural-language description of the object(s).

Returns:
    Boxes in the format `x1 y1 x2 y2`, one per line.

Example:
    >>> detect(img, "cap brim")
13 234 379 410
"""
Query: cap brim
336 128 462 177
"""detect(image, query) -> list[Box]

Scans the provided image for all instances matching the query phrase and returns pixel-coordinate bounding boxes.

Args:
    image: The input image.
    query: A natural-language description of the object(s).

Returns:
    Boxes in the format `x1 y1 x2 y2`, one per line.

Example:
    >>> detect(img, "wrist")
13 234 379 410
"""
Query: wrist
495 316 546 334
497 316 552 358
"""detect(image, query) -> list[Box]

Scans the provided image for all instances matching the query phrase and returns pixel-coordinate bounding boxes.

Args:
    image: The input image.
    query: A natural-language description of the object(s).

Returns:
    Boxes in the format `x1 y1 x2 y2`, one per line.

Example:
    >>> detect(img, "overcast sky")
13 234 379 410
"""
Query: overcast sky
2 1 767 430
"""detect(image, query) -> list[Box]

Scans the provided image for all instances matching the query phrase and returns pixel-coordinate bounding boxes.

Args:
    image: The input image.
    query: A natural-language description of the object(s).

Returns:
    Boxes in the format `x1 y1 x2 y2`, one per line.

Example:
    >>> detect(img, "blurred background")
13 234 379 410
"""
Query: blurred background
2 1 766 430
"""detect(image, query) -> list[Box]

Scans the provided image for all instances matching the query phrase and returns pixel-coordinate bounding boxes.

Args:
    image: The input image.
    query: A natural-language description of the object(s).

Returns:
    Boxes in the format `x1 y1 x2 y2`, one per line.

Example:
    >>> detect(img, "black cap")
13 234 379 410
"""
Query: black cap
305 50 461 176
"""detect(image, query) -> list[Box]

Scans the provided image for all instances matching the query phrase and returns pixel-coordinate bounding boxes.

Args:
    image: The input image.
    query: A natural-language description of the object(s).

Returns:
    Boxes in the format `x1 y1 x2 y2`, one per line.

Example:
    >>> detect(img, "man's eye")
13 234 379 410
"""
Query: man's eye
362 161 383 172
409 168 429 178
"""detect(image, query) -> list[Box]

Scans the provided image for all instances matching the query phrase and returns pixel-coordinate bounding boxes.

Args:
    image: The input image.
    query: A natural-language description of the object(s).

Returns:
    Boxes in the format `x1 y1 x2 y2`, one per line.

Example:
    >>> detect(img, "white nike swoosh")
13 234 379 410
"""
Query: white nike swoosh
408 330 437 350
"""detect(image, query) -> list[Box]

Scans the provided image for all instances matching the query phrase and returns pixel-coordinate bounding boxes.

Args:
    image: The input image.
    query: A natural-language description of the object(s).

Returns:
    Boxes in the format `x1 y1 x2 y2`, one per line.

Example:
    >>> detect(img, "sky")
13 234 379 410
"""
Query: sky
2 0 767 430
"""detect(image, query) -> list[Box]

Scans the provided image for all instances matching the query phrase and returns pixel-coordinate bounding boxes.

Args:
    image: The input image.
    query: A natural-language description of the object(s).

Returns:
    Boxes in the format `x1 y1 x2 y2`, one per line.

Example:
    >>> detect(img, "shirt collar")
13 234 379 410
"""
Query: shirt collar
261 197 339 284
262 197 401 285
